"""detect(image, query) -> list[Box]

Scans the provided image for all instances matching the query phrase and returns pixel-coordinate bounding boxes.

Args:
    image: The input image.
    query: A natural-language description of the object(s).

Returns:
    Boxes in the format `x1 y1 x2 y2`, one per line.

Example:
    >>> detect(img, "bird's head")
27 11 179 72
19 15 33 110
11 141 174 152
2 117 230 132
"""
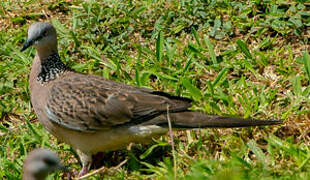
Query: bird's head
21 22 57 52
23 149 65 180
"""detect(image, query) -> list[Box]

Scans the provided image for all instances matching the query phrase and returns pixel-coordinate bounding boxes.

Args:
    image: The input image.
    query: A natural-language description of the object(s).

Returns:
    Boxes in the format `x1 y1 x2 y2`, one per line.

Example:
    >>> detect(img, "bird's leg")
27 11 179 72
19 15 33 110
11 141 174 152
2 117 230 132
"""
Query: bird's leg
76 149 92 178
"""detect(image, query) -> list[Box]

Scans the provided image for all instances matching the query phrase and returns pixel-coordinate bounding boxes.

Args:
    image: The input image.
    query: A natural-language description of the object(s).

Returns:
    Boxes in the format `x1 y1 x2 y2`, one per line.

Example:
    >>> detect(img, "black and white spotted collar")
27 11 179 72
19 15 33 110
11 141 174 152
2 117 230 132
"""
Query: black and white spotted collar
37 53 68 84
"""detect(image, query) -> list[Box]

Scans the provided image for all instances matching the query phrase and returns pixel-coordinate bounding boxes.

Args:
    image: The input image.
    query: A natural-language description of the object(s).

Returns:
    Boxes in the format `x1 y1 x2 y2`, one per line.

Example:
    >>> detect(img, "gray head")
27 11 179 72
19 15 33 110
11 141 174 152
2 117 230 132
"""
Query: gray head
23 148 65 180
21 22 57 52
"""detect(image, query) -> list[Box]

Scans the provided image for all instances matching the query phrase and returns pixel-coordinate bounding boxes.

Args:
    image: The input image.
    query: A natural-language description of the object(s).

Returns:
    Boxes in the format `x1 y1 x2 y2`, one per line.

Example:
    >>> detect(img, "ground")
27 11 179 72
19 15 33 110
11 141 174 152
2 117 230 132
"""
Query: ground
0 0 310 179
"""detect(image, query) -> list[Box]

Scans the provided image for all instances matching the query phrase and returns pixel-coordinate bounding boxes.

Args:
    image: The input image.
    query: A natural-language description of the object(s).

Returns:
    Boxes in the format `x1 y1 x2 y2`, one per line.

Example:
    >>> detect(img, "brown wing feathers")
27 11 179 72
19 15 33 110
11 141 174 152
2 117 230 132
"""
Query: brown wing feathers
46 74 195 131
46 73 281 132
141 111 281 128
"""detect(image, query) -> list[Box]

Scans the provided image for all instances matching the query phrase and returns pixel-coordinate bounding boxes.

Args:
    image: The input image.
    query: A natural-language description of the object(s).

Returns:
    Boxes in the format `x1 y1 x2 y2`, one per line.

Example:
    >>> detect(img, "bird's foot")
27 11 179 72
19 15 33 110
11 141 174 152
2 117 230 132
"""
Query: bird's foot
76 149 92 178
78 164 90 178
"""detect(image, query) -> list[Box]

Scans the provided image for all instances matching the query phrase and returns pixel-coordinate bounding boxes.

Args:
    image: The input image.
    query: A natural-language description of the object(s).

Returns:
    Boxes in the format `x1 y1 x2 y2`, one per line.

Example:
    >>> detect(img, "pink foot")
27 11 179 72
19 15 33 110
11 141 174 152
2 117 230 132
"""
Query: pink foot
78 164 90 178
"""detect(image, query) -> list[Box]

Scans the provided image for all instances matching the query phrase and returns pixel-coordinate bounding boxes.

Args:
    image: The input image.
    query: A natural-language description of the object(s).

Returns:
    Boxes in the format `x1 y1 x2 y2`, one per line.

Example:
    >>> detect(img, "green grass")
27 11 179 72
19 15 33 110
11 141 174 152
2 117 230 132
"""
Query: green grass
1 0 310 179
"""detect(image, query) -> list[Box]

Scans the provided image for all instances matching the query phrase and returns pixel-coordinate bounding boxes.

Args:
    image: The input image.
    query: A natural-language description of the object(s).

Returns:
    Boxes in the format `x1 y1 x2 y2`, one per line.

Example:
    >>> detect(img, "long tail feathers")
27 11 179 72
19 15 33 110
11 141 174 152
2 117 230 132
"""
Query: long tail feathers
141 111 282 128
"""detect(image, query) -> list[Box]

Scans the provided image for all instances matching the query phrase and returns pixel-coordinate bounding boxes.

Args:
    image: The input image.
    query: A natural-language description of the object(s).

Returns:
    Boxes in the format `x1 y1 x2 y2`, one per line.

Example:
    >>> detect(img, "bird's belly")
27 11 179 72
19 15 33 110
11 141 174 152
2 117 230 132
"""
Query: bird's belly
40 118 167 153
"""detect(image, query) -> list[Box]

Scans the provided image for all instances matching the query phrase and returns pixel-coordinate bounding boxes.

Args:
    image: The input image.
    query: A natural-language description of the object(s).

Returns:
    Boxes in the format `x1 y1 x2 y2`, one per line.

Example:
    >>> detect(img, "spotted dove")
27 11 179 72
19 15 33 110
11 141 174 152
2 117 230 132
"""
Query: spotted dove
22 148 65 180
21 22 281 177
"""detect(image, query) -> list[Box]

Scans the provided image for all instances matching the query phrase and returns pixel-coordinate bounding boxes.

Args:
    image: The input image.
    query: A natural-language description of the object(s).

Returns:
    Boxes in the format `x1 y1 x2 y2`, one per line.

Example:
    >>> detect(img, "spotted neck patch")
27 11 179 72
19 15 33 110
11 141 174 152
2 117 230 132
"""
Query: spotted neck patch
37 53 68 84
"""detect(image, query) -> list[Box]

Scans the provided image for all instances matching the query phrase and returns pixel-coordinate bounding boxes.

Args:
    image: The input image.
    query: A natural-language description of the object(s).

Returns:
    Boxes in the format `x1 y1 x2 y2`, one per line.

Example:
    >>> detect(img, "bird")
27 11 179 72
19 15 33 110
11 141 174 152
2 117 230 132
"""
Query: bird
22 148 65 180
21 22 281 177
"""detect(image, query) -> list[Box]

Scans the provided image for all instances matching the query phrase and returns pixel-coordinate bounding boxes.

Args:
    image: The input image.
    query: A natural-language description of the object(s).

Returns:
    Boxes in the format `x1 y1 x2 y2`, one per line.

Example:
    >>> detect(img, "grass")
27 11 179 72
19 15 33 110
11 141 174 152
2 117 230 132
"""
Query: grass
0 0 310 179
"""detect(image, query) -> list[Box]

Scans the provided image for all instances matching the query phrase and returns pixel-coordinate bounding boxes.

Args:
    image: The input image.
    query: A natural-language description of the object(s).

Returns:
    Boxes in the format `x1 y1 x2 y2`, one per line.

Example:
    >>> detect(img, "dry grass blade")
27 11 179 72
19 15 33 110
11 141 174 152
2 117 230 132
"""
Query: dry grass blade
167 105 177 180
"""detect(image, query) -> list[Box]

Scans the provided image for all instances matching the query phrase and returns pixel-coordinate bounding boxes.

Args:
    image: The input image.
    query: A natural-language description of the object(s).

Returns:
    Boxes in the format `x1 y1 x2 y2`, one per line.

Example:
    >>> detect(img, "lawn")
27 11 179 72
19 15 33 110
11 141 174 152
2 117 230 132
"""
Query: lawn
0 0 310 179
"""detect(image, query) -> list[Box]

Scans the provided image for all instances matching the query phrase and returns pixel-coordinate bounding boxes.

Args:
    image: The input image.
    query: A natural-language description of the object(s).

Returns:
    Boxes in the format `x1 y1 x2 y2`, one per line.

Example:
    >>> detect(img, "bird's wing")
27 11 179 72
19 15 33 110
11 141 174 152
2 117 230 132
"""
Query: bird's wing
46 74 192 132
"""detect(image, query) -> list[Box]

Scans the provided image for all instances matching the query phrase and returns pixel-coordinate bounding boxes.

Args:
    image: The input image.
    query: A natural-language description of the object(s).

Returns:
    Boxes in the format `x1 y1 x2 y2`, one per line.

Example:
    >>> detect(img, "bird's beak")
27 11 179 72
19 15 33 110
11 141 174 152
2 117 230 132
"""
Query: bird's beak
20 39 34 52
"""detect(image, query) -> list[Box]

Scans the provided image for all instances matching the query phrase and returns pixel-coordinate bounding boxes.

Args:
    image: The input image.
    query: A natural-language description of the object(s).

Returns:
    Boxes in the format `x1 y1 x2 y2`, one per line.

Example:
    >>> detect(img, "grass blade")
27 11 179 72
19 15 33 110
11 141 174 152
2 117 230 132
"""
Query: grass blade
247 140 266 166
212 67 228 87
237 39 252 59
291 76 302 96
192 27 200 46
156 31 164 62
302 51 310 81
204 35 217 64
182 78 202 101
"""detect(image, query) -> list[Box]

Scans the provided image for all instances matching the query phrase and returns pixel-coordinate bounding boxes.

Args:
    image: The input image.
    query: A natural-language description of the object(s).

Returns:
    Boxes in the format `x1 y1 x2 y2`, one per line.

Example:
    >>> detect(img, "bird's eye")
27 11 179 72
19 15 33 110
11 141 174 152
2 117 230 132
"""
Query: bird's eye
43 30 48 36
42 157 56 166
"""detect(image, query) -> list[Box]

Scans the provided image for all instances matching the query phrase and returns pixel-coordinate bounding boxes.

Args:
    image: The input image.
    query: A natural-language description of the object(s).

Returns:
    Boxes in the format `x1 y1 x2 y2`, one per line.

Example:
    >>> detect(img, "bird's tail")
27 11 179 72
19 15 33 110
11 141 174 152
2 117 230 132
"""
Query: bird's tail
141 111 282 128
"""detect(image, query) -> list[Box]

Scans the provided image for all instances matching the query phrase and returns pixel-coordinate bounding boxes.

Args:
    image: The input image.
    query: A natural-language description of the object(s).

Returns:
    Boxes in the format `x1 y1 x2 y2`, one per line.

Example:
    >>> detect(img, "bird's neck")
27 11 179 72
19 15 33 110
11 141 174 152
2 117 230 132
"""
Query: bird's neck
35 51 68 84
